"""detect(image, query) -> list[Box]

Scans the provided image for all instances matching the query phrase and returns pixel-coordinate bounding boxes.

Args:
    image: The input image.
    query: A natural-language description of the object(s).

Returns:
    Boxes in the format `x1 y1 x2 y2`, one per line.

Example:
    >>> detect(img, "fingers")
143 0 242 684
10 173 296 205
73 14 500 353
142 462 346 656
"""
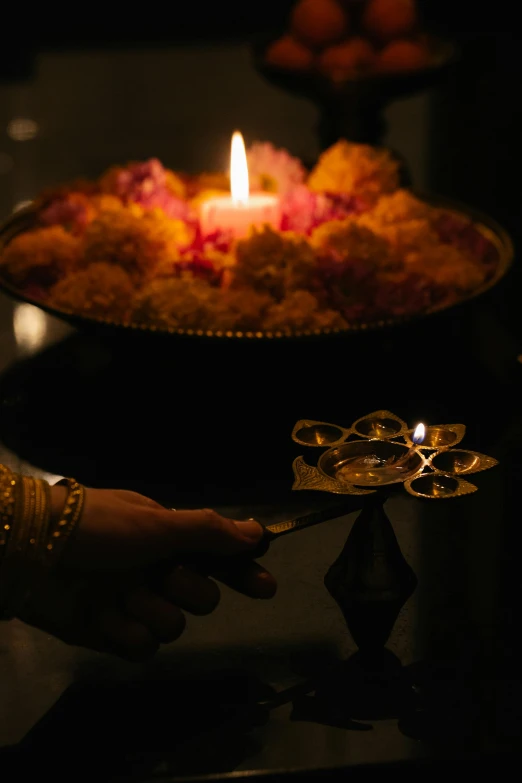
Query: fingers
210 561 277 600
149 508 265 557
92 557 275 662
98 583 190 661
98 607 159 662
162 567 220 615
126 586 186 643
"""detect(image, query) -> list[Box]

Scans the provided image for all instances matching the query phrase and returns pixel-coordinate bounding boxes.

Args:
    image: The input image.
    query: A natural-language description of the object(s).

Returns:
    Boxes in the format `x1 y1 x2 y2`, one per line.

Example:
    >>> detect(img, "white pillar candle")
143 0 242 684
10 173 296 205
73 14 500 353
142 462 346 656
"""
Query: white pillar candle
199 131 281 238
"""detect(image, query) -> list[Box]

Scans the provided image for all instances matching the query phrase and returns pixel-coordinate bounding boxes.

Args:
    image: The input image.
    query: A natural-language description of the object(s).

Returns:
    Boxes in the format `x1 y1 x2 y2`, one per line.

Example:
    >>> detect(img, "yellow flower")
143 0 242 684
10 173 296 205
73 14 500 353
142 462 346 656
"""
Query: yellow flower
308 140 399 205
311 217 394 268
234 226 316 299
0 226 80 286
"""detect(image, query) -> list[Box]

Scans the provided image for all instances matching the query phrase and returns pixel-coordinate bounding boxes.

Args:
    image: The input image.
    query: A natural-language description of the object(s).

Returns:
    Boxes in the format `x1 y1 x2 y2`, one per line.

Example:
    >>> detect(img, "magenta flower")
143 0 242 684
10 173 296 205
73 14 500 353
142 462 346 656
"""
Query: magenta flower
112 159 189 220
280 186 368 235
247 142 306 195
40 196 90 234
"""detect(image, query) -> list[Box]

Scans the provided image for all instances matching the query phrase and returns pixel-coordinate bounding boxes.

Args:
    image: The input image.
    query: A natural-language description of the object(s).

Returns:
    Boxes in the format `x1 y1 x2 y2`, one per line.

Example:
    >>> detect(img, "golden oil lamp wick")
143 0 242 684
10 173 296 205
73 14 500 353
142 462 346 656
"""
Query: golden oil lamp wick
390 422 426 468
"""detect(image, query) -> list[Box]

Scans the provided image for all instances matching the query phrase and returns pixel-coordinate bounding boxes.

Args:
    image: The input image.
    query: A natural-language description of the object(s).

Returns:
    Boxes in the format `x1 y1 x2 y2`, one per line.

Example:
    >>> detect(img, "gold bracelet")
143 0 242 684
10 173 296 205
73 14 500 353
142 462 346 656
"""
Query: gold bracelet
46 478 85 565
0 475 37 619
33 479 51 556
21 476 37 556
0 468 17 561
0 473 53 620
13 479 53 617
0 471 84 619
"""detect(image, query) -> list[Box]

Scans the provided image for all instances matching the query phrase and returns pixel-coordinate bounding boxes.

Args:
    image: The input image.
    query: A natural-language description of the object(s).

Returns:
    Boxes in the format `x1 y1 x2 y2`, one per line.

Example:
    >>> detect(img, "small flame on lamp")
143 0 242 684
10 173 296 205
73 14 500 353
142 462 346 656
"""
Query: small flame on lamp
412 423 426 445
230 131 249 205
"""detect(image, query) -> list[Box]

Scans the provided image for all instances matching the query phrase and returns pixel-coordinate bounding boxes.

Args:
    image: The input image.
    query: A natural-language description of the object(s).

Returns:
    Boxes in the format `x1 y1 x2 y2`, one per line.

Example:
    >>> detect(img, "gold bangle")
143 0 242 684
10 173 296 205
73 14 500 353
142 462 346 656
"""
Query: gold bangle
21 476 37 557
34 480 51 556
14 479 53 617
0 475 36 619
0 474 53 620
0 471 85 620
46 479 85 565
0 469 17 561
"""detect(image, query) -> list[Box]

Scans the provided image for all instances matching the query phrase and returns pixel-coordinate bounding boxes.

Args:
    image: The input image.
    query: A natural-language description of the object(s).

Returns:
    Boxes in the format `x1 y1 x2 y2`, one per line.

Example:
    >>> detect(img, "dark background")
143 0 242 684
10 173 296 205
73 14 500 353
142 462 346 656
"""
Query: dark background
1 2 520 69
1 2 522 776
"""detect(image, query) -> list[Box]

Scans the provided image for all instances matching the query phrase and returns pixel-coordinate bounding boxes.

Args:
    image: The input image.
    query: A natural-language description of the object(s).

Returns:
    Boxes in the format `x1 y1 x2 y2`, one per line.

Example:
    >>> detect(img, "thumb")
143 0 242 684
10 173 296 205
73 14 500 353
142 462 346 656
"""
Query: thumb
151 508 264 557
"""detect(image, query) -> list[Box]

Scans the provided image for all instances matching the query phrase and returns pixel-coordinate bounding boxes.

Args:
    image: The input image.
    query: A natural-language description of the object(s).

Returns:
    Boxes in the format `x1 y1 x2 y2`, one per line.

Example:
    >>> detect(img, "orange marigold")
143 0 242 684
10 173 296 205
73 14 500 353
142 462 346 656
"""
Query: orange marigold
405 245 487 291
82 208 192 282
264 290 347 331
0 226 80 286
49 262 135 320
364 189 437 225
308 140 400 205
234 227 317 299
311 217 393 268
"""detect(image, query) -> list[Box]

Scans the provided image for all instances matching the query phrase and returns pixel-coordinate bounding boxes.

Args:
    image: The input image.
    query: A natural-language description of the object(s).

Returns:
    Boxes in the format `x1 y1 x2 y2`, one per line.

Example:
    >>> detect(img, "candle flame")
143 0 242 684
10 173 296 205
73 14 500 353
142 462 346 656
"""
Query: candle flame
412 423 426 445
230 131 249 204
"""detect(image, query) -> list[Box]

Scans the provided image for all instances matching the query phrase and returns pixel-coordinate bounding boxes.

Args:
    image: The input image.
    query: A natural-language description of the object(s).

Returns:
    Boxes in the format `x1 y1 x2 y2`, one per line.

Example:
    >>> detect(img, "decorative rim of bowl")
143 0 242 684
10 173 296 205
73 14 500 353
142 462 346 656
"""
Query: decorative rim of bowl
0 193 513 341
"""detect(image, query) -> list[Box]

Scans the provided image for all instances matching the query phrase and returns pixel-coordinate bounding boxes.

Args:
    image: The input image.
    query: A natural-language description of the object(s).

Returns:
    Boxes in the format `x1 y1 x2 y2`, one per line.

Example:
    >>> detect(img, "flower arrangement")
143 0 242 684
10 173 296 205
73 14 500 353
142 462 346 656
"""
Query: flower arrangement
0 140 500 334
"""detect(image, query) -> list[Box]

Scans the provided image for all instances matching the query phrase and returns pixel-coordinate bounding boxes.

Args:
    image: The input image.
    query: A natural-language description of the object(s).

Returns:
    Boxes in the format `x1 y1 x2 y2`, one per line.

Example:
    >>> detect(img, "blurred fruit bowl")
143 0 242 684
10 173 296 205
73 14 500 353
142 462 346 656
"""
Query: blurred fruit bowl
252 0 457 99
254 32 455 102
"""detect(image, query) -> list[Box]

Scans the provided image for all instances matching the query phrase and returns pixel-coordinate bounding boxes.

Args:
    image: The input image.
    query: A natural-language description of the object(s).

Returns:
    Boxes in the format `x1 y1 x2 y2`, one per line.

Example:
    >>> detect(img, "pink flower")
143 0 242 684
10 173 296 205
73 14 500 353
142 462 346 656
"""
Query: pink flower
247 142 306 195
280 186 368 235
40 195 91 234
112 159 189 220
280 186 328 234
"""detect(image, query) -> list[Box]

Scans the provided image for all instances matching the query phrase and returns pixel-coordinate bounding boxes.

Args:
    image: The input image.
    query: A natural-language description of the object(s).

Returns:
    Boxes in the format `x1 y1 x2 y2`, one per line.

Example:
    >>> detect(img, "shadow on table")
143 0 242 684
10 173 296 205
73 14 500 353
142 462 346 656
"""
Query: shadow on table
3 652 512 780
0 643 336 780
4 672 271 779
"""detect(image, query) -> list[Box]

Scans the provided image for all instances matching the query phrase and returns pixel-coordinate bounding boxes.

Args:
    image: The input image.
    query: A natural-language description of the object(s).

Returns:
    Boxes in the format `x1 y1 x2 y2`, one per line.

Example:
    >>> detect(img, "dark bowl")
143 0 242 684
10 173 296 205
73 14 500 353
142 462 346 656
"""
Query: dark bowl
252 32 458 107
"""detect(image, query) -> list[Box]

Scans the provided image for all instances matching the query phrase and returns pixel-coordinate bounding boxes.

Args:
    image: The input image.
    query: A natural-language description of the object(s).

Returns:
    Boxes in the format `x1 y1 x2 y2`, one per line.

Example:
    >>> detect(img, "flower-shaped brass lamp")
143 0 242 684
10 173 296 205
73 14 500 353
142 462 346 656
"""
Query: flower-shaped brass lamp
292 410 498 499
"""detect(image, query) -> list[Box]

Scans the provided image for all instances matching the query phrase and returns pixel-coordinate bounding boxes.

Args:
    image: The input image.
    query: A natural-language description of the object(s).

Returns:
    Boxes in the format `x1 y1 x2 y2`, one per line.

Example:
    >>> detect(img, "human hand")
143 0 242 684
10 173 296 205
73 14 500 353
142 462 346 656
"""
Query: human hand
18 487 276 661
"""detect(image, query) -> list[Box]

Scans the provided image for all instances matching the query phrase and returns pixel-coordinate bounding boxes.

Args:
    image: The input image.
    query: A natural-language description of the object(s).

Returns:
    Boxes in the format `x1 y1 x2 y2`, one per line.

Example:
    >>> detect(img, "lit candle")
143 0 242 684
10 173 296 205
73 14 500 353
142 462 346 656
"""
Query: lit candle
199 131 281 238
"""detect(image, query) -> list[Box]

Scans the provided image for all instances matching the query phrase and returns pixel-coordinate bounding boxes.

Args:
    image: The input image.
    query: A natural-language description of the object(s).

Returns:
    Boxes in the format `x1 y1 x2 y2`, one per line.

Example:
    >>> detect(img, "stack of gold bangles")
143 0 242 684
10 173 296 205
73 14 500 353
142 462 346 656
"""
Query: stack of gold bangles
0 465 85 620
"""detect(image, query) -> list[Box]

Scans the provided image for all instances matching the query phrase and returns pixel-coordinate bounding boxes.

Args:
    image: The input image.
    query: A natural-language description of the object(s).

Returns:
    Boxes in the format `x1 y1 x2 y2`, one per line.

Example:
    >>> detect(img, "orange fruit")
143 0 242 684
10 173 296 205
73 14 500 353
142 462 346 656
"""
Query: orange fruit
265 35 315 71
319 37 376 80
291 0 348 50
376 39 430 72
363 0 417 44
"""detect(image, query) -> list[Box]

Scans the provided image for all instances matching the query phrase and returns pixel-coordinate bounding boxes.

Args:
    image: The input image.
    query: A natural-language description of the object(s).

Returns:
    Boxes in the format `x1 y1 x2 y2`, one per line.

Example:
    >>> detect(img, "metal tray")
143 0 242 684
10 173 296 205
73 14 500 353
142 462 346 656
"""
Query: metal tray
0 194 513 341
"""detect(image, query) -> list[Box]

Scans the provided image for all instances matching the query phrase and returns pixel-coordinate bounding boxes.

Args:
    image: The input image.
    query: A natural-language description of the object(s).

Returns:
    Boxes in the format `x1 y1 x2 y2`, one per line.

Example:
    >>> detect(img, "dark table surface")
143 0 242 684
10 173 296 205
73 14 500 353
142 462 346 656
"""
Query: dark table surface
1 19 522 780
